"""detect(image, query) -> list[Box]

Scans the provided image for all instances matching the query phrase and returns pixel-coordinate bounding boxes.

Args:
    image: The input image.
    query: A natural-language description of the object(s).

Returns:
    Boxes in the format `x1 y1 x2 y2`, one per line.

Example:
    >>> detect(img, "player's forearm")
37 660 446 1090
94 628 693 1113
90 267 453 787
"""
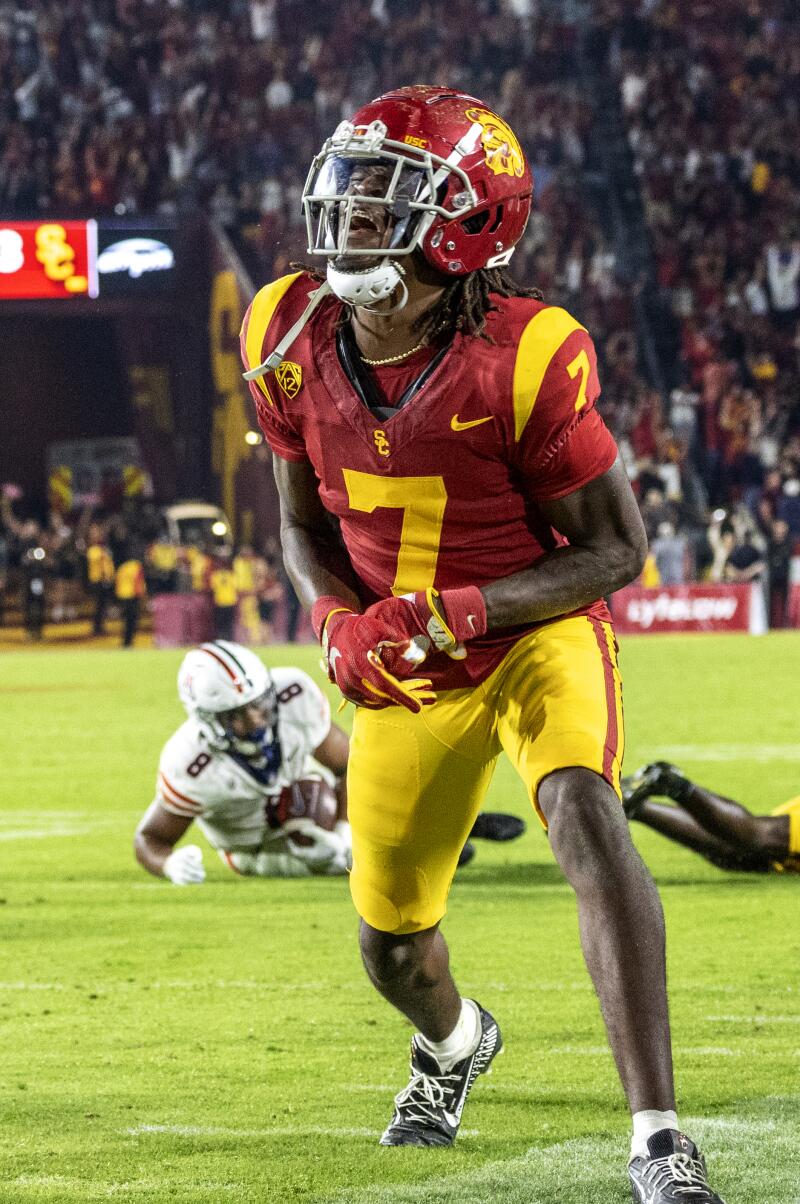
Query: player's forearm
133 831 173 878
280 517 361 612
481 539 645 629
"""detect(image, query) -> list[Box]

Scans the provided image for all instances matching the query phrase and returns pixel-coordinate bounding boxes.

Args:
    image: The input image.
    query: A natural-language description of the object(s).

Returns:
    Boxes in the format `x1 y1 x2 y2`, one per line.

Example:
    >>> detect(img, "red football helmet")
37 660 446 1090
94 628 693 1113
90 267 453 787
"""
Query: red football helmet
302 85 533 305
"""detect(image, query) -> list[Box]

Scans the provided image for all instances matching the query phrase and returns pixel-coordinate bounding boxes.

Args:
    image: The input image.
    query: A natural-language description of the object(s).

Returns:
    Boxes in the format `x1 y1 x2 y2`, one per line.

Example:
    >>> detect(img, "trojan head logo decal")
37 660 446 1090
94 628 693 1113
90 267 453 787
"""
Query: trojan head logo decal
275 360 302 399
465 108 525 179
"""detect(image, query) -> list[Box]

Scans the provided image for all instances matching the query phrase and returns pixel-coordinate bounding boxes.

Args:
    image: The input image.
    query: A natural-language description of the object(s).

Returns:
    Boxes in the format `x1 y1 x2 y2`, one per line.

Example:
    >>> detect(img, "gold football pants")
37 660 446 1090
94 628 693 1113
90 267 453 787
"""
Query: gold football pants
347 615 624 934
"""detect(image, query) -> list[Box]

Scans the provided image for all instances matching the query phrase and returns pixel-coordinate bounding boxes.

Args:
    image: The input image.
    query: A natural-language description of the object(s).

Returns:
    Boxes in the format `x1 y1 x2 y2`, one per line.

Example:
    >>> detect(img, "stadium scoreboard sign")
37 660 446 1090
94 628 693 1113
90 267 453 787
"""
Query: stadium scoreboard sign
0 220 178 300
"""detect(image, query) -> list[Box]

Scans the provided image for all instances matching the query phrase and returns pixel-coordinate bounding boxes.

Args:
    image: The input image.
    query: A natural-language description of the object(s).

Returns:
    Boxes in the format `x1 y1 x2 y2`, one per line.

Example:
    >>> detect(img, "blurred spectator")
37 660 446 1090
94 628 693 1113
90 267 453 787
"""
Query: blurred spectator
146 535 179 594
208 547 238 640
766 518 792 628
20 522 50 640
186 544 213 593
85 523 116 636
115 550 146 648
254 544 283 642
724 529 766 585
651 520 686 586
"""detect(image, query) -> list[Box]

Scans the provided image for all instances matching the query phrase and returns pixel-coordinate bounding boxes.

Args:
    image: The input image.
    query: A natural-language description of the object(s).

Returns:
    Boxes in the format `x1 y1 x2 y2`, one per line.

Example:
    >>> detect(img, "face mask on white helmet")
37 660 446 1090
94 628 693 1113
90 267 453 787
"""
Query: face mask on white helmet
177 642 280 775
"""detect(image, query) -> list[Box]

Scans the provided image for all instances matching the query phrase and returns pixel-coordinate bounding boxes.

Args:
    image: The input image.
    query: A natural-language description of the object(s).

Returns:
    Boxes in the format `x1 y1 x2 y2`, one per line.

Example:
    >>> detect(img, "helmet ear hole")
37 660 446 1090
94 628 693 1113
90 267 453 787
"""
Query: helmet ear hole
488 204 504 233
461 211 490 235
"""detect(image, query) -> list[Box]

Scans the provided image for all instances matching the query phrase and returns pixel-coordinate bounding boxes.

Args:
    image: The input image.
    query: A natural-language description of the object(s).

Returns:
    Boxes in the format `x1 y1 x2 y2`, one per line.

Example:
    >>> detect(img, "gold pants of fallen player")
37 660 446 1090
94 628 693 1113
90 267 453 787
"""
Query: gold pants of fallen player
347 615 624 934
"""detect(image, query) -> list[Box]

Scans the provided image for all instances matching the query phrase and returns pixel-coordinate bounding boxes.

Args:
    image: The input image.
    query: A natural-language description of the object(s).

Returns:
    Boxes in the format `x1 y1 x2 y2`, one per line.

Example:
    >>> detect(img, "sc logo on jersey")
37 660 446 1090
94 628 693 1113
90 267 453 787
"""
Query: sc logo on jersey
275 360 303 398
373 429 391 457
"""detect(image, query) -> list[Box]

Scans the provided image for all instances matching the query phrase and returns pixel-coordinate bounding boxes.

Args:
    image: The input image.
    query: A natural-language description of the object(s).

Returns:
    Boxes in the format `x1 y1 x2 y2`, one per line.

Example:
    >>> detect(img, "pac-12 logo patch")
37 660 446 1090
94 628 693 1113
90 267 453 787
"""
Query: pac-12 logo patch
275 360 303 398
465 107 525 179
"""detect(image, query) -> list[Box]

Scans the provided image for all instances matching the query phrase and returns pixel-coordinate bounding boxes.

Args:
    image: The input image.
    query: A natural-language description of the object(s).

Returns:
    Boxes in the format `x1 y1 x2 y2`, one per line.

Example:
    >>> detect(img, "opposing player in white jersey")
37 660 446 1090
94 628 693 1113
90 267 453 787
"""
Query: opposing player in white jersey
134 640 352 883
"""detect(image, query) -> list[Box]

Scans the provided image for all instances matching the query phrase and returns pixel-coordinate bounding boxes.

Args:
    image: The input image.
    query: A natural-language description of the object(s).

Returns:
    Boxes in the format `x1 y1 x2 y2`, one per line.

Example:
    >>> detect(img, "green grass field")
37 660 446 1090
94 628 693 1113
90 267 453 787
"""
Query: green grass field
1 634 798 1203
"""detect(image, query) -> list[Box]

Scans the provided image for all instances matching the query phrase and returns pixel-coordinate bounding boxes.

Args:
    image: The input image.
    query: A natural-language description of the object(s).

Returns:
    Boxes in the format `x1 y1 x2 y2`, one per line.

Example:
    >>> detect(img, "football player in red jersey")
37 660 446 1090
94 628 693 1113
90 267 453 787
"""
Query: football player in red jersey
240 88 725 1203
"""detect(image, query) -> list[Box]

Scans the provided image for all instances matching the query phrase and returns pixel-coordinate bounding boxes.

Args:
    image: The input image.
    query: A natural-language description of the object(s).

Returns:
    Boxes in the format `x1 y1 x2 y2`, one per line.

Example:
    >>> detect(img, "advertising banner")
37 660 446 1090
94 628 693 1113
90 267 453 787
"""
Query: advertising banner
611 583 768 635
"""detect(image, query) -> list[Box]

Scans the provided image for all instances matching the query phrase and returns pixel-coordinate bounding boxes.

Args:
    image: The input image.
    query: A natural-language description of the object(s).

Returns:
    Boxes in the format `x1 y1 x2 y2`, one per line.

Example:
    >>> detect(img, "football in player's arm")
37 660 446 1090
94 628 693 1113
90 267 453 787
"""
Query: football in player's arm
239 87 726 1202
134 641 352 883
133 640 524 884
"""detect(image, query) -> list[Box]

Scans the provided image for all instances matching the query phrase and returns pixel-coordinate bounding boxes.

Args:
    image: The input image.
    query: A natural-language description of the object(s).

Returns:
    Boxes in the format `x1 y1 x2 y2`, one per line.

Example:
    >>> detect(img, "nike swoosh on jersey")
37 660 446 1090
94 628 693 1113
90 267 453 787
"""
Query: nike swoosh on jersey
450 414 494 431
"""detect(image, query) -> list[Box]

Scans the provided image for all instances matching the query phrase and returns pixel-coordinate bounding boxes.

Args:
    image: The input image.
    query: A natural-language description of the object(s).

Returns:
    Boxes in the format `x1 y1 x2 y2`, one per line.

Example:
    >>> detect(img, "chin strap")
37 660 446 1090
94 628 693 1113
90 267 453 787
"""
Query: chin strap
243 281 333 380
326 259 406 309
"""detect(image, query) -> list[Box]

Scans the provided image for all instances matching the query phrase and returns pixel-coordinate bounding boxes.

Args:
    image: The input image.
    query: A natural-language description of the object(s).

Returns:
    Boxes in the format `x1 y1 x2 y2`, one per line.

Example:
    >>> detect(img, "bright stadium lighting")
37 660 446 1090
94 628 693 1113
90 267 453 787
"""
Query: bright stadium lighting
245 430 262 445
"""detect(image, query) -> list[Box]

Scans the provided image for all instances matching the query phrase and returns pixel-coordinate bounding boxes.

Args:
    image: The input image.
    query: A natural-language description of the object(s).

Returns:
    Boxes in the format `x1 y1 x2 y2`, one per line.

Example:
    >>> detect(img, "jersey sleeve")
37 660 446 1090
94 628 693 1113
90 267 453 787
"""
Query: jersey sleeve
155 737 209 819
240 278 310 463
512 317 618 503
275 668 332 753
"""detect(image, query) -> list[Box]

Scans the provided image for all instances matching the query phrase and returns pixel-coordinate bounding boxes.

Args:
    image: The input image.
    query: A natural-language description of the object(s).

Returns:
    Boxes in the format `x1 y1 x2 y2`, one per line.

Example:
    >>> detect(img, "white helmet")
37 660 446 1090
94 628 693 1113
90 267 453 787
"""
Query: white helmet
177 641 278 762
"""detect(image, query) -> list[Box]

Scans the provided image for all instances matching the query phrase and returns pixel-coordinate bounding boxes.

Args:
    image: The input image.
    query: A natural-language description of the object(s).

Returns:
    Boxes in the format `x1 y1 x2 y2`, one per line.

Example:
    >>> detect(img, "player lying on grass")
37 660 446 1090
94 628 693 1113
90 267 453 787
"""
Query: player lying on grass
134 640 526 883
623 762 800 873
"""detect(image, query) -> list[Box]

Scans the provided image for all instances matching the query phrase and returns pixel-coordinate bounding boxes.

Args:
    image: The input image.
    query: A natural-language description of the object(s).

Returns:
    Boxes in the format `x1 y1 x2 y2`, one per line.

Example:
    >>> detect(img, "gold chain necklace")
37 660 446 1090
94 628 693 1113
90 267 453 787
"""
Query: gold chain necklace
360 338 429 367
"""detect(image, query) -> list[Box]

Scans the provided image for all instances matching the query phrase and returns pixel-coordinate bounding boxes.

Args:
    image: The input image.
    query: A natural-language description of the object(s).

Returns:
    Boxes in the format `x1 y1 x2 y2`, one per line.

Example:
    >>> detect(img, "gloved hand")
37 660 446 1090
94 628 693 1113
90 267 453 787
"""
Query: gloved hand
311 595 436 713
363 586 487 672
163 844 205 885
283 818 351 874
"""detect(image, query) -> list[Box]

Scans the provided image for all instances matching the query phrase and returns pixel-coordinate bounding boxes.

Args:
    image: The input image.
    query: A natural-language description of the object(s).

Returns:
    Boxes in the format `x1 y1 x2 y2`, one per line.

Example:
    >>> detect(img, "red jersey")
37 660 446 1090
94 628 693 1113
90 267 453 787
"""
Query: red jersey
241 272 618 689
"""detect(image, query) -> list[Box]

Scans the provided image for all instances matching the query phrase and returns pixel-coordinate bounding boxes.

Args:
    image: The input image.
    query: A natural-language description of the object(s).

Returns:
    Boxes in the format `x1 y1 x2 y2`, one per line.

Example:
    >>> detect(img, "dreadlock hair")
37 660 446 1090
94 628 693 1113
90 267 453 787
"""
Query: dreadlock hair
289 262 543 344
415 267 543 344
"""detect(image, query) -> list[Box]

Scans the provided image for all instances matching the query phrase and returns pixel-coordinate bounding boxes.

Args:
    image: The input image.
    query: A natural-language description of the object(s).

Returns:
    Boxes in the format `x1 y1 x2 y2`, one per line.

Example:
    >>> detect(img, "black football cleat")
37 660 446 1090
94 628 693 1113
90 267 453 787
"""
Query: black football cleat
379 1001 502 1147
629 1129 727 1203
457 841 476 868
621 762 691 819
469 811 527 842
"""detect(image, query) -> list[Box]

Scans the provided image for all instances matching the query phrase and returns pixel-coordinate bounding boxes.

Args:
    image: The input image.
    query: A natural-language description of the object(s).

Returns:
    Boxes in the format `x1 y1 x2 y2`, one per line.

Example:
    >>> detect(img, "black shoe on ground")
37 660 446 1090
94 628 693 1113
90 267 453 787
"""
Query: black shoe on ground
621 762 691 819
457 841 476 868
469 811 527 842
629 1129 727 1203
379 1001 502 1147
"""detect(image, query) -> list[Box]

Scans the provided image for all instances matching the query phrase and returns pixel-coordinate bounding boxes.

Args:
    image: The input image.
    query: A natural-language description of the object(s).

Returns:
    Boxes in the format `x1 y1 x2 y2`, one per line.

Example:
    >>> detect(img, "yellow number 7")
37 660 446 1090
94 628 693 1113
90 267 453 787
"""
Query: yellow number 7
343 469 447 594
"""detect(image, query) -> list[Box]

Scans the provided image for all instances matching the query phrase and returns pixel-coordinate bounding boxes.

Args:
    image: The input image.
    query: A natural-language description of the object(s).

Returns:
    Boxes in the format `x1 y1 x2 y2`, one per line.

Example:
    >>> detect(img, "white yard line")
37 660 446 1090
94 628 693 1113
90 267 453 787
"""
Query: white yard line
127 1122 381 1139
126 1121 480 1140
642 743 800 763
706 1014 800 1023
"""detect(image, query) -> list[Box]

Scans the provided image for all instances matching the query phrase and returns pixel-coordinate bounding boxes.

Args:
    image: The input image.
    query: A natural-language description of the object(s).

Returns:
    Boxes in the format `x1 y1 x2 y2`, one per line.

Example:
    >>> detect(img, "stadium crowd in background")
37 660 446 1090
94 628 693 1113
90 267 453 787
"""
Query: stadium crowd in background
0 487 291 642
604 0 800 576
1 0 799 626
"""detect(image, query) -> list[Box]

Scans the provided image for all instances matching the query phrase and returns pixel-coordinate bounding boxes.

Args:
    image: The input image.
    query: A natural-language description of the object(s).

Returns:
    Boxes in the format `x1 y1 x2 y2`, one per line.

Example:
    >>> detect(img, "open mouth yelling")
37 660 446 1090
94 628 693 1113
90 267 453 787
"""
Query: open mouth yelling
344 204 390 248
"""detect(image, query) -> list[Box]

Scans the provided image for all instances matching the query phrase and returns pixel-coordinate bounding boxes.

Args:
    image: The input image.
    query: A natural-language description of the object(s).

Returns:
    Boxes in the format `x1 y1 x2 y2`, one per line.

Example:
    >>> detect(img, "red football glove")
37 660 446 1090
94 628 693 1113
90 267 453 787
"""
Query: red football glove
362 586 488 673
311 596 436 713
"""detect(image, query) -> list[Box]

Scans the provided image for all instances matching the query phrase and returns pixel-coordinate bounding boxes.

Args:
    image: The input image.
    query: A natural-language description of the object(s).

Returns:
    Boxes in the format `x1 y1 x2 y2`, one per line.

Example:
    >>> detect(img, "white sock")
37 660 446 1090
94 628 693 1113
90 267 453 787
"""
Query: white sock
417 998 480 1072
630 1109 679 1160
